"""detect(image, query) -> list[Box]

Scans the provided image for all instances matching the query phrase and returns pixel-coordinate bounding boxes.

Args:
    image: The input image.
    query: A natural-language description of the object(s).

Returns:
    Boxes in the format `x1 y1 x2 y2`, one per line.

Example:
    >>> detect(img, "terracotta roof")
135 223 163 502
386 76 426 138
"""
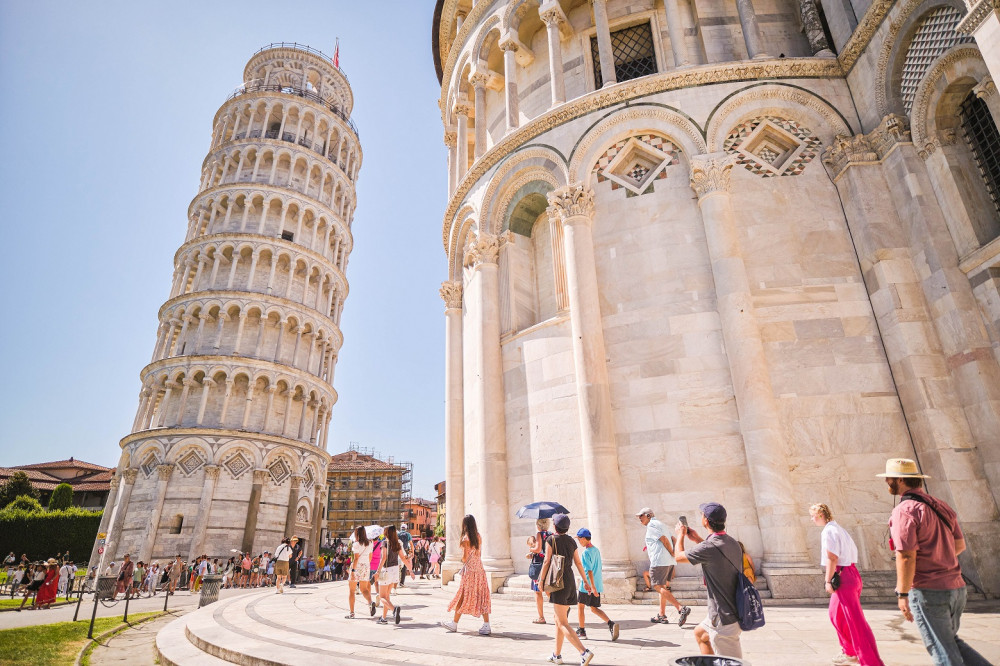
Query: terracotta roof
16 458 112 472
406 498 437 509
0 463 113 493
327 451 408 472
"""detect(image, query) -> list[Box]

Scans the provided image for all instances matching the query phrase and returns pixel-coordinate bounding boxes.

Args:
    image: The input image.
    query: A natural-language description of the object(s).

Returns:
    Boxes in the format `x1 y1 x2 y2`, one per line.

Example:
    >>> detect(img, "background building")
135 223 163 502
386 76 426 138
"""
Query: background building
325 444 412 538
0 458 112 510
96 43 361 568
433 0 1000 602
434 480 446 536
402 497 438 537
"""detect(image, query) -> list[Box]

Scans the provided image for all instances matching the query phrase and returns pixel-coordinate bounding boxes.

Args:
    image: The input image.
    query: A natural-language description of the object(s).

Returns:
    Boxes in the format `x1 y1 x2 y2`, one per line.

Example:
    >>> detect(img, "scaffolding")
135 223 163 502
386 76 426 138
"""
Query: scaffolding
324 442 413 539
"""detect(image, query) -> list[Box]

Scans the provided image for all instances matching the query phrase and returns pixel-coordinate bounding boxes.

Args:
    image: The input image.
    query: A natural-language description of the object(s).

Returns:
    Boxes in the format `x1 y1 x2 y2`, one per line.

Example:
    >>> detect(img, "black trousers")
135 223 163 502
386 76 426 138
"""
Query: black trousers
289 562 298 585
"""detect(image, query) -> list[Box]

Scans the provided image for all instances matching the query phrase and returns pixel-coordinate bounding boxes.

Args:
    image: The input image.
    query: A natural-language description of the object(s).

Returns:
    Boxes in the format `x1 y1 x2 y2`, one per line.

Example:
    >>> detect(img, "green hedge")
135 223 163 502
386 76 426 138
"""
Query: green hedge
0 507 102 563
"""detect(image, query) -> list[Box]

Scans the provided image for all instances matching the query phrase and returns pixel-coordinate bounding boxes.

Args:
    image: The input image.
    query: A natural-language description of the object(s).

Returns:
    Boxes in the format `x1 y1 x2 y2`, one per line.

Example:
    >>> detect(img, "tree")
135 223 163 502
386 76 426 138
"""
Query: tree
49 483 74 511
3 495 43 514
0 472 40 509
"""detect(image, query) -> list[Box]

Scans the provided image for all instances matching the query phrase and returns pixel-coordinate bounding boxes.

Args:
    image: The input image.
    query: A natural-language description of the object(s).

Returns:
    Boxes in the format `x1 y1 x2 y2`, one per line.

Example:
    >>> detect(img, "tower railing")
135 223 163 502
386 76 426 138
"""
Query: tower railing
226 83 359 138
252 42 349 81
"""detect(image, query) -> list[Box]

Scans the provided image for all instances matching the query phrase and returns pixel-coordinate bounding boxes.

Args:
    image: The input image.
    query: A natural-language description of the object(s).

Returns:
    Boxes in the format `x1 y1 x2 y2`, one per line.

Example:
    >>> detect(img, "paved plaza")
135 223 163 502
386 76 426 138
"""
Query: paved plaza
147 578 1000 665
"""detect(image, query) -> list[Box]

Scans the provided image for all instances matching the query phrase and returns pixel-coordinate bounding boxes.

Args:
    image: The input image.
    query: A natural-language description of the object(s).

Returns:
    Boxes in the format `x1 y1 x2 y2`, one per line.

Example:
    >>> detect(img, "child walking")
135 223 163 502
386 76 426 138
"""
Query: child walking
575 529 619 642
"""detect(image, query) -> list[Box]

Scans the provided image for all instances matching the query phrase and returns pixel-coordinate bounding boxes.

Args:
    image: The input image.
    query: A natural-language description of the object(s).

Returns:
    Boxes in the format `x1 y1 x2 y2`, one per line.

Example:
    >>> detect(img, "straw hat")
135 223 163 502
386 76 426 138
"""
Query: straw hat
46 558 58 565
876 458 930 479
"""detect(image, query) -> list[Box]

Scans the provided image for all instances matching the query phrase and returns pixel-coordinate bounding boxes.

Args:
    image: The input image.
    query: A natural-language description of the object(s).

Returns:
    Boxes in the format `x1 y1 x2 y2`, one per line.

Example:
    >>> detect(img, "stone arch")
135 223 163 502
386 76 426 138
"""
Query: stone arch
447 207 479 281
705 85 851 153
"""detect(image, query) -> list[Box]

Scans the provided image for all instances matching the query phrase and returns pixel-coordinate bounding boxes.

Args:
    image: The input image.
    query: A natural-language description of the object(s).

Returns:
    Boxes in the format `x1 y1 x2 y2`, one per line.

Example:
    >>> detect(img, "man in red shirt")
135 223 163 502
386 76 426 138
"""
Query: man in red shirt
879 458 989 666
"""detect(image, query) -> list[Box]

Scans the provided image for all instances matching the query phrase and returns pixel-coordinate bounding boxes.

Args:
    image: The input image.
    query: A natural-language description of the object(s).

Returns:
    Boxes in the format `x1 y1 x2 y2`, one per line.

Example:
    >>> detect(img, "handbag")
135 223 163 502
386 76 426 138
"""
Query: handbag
542 535 565 594
527 560 542 581
830 569 842 591
711 542 765 631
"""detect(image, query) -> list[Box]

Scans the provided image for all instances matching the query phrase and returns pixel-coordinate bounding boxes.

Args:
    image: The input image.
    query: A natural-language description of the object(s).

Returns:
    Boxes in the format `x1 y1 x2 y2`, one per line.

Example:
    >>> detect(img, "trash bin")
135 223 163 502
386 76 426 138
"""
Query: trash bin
198 574 223 608
670 657 748 666
95 576 117 601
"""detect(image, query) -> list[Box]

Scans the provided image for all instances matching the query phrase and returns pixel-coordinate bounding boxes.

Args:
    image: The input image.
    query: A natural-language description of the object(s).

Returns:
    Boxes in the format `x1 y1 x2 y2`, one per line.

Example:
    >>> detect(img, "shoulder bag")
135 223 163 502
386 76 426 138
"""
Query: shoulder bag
542 535 565 594
710 541 765 631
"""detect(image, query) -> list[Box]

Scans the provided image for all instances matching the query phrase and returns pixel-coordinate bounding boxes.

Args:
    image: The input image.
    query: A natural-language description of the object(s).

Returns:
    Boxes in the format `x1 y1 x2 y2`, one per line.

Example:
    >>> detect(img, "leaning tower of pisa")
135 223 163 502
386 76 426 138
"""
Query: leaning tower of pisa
95 44 361 567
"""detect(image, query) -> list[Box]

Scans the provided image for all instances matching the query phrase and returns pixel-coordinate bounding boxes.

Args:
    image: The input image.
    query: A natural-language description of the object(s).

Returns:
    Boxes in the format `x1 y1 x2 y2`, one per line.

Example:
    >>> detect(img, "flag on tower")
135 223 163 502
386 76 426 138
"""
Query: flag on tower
333 39 340 68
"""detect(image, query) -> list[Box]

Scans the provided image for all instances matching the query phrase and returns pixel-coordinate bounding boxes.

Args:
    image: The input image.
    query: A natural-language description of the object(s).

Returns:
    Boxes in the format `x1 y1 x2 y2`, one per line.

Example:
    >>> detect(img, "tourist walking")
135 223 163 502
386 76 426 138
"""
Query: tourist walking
168 556 182 595
429 539 442 579
376 525 413 625
288 537 302 588
440 514 492 636
673 502 743 658
58 560 73 599
809 503 884 666
878 458 990 666
528 518 552 625
34 559 59 609
346 526 375 618
17 564 46 610
574 528 619 642
538 514 595 665
635 507 690 626
273 538 293 593
398 523 413 587
117 554 135 598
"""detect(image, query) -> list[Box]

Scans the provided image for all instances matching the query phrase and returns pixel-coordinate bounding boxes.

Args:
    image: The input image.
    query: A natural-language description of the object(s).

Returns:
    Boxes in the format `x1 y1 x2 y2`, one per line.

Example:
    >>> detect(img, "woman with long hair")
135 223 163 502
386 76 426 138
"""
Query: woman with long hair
346 526 375 619
810 503 884 666
440 515 491 635
376 525 413 625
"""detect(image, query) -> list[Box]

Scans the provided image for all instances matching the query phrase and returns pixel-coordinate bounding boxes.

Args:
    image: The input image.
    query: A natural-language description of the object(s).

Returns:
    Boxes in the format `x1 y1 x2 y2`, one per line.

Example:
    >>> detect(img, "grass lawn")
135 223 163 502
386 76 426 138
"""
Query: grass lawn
0 596 76 609
0 611 158 665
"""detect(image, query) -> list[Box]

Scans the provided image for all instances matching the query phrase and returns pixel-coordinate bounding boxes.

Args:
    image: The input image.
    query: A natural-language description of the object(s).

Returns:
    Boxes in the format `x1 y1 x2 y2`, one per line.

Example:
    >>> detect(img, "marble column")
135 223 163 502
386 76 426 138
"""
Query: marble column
104 468 137 567
466 233 513 586
310 487 324 557
454 103 472 182
88 474 120 570
188 465 221 560
736 0 769 59
445 130 458 198
440 280 465 584
662 0 690 66
470 70 488 161
799 0 834 56
540 2 567 107
689 155 811 586
241 469 269 554
499 38 520 131
592 0 617 86
546 185 634 601
285 475 303 538
140 463 175 562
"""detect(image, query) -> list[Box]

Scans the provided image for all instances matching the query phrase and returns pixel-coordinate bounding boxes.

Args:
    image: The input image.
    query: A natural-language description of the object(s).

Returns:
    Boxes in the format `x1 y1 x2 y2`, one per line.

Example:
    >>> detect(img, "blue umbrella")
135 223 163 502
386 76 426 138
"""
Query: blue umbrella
516 501 570 520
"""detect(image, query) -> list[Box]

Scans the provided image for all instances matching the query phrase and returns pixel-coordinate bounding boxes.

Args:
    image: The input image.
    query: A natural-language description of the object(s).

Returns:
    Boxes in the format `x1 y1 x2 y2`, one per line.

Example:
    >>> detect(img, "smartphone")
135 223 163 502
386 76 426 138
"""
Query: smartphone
678 516 688 527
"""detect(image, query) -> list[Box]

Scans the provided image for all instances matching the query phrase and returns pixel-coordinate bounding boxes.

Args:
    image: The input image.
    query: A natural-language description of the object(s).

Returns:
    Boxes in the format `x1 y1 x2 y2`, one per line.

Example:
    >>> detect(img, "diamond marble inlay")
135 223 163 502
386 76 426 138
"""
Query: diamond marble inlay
178 451 205 475
724 116 822 177
141 453 160 477
269 458 291 484
223 452 252 479
592 133 680 195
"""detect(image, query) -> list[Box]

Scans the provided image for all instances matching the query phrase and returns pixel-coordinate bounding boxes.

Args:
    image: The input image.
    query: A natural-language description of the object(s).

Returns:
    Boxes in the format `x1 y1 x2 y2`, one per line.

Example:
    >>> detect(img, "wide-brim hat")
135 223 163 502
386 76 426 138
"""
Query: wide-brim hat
876 458 930 478
46 558 58 565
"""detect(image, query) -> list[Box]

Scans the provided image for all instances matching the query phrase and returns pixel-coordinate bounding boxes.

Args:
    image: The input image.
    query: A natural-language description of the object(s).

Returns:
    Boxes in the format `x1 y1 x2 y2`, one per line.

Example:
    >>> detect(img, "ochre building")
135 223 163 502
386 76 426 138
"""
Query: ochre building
325 447 412 540
96 43 361 567
433 0 1000 601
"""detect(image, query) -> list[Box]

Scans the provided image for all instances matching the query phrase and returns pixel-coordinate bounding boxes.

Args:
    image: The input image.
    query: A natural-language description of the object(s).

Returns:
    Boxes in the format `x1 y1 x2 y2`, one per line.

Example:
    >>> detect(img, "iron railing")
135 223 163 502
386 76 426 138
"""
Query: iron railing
226 82 359 138
251 42 349 83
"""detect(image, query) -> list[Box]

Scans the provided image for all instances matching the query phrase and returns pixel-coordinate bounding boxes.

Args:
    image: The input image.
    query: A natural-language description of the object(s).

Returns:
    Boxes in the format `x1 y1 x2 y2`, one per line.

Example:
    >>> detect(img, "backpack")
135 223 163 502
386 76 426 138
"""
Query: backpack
711 542 765 631
542 535 566 594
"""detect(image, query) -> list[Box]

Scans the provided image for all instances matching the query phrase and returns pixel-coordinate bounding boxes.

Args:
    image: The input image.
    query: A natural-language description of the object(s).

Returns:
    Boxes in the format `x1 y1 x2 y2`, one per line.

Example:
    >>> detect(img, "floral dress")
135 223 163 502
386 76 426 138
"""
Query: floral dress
447 537 491 617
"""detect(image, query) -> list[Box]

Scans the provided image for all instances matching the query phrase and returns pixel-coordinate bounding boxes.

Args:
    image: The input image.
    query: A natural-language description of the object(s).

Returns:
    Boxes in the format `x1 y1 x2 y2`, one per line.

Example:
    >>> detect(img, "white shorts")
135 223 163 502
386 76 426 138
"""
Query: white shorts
699 614 742 658
378 565 400 585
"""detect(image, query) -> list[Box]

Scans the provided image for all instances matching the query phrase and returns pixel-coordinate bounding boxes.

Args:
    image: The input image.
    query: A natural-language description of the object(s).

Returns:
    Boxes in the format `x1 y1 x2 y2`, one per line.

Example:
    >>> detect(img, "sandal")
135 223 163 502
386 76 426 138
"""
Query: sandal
344 613 354 619
532 617 547 624
643 585 652 592
650 614 668 624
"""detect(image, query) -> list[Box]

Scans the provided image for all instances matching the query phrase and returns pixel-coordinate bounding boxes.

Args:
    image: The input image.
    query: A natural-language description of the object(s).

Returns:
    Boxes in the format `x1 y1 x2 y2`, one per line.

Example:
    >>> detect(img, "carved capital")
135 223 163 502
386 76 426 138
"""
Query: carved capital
444 131 457 147
821 134 878 177
499 38 519 52
290 474 304 488
869 113 912 159
156 463 175 481
109 476 121 491
546 184 595 224
468 70 489 88
453 102 472 117
440 281 464 309
689 155 737 198
123 468 139 484
917 129 958 160
974 76 997 100
466 233 501 266
253 469 270 484
203 464 221 481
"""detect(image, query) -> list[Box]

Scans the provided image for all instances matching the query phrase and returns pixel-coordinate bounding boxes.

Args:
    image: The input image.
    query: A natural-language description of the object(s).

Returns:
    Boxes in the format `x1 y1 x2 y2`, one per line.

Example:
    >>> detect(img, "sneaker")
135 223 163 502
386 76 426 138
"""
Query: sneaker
609 621 619 641
832 655 859 665
478 622 491 635
376 617 388 625
369 601 376 617
394 606 401 625
440 620 457 632
344 613 354 619
546 655 563 664
650 614 668 624
678 606 691 627
580 649 595 665
576 627 587 639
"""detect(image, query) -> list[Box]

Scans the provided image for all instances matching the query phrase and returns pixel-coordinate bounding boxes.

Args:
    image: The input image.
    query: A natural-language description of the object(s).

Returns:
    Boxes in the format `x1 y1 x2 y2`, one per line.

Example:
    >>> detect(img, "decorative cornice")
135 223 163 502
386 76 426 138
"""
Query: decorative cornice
957 0 998 33
441 58 844 253
439 281 463 309
690 155 737 198
838 0 895 73
546 185 595 223
868 113 911 158
822 133 879 177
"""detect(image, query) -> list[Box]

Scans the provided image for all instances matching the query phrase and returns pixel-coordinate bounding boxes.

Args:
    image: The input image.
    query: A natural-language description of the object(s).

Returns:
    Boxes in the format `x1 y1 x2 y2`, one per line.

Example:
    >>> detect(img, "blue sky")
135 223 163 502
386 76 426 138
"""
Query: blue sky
0 1 448 500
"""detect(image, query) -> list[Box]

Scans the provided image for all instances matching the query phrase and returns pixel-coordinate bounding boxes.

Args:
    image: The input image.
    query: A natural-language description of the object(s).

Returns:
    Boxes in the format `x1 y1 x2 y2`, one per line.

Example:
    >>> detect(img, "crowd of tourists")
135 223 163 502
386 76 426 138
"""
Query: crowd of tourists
3 551 85 611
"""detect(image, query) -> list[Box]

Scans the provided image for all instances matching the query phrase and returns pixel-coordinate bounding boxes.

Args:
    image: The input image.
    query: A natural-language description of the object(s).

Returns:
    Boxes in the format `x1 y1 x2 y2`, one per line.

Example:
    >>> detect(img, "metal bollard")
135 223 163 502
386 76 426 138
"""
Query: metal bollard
88 576 118 639
198 574 223 608
123 591 130 623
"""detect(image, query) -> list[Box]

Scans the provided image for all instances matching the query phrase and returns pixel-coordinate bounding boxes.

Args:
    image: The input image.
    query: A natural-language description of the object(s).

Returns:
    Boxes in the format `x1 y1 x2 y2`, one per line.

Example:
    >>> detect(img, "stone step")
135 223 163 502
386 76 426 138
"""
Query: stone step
155 612 231 666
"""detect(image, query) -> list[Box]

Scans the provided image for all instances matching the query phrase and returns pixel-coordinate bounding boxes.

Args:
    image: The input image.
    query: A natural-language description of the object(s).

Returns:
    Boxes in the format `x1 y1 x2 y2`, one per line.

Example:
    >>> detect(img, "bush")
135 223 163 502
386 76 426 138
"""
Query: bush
5 495 43 513
0 471 40 508
48 483 73 511
0 506 102 562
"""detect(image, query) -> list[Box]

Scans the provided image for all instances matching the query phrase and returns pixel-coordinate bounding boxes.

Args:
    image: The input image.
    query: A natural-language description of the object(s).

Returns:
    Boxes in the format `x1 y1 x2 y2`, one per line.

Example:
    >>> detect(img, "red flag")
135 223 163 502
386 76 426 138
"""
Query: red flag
333 39 340 68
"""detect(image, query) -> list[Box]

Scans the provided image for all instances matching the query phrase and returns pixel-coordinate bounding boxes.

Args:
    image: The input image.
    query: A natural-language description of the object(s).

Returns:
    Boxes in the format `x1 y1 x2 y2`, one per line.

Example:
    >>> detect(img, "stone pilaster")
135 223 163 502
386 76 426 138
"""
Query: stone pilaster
140 463 175 562
440 280 465 585
188 465 221 560
242 469 268 553
285 474 303 538
690 154 813 595
547 184 635 602
88 474 119 570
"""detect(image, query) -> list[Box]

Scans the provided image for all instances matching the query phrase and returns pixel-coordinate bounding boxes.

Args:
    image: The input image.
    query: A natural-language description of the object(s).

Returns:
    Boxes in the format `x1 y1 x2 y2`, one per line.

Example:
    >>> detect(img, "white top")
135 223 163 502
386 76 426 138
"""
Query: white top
820 521 859 567
352 540 374 569
644 518 676 568
274 543 292 562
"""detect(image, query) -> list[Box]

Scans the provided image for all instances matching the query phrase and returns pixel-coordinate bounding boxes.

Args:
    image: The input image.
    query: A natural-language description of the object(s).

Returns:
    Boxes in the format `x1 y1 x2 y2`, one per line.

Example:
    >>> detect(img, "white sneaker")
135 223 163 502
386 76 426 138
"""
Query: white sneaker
832 655 859 665
440 620 457 632
478 622 491 635
546 655 563 664
580 650 595 666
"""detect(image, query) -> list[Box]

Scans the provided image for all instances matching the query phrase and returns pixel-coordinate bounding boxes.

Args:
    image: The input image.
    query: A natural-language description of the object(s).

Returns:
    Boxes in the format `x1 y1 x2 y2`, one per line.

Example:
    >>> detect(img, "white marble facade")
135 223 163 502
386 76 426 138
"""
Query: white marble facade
434 0 1000 600
93 45 360 568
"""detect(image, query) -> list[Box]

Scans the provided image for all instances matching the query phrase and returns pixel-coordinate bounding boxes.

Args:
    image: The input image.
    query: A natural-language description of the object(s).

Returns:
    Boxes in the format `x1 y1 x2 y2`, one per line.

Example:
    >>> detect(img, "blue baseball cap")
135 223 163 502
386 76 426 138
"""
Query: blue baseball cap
699 502 727 523
576 528 592 539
